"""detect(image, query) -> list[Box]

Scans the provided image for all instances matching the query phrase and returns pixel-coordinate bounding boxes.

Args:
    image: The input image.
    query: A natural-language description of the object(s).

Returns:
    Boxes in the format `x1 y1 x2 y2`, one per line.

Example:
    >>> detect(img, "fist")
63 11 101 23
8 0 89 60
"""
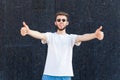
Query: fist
20 27 28 36
95 26 104 40
20 22 29 36
97 31 104 40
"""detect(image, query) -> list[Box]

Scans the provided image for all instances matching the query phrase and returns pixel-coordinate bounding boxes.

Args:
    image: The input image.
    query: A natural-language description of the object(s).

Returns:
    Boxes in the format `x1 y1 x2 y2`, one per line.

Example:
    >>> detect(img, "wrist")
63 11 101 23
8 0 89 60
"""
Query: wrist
93 33 97 39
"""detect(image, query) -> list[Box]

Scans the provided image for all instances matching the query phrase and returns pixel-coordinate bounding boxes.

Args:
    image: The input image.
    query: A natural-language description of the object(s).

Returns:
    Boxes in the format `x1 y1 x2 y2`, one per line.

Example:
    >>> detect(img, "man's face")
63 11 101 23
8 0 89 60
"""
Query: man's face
55 15 69 31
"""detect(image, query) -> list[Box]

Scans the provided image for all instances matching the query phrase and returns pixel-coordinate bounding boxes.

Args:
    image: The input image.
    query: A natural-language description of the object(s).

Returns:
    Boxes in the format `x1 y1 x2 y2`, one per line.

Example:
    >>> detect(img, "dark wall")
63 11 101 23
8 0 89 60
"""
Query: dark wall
0 0 120 80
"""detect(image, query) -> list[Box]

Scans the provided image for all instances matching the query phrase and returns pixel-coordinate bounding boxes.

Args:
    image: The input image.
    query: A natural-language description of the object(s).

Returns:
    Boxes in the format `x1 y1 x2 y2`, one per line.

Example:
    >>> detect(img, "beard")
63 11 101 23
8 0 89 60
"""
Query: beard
57 26 66 31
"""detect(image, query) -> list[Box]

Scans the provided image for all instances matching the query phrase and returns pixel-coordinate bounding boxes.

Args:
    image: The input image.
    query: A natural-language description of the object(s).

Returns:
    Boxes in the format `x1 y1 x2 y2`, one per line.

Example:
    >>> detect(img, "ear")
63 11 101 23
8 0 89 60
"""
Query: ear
66 21 69 26
54 21 57 26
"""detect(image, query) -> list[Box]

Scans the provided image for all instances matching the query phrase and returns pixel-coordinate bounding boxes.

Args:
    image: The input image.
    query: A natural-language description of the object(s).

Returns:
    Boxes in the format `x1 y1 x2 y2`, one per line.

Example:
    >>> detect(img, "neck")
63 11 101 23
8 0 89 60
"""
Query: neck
56 29 67 35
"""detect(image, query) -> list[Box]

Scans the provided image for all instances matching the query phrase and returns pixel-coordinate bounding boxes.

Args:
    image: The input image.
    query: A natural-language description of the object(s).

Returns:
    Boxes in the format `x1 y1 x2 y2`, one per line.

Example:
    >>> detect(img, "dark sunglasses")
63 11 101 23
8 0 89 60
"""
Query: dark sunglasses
56 19 67 22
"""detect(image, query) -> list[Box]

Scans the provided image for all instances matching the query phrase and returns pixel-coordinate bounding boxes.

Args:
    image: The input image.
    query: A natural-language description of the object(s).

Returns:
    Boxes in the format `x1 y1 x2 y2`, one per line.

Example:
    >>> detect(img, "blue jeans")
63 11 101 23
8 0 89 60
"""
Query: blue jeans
42 75 71 80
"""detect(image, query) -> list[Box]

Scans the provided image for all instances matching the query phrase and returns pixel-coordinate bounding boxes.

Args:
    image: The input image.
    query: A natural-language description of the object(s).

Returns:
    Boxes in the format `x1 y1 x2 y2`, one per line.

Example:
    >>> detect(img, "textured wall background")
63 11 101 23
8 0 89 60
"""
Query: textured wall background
0 0 120 80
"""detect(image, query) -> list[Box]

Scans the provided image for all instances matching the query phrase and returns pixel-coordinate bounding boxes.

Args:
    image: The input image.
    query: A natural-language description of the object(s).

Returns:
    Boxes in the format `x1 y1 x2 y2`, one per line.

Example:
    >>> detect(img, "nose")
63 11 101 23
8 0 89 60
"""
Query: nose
58 20 63 22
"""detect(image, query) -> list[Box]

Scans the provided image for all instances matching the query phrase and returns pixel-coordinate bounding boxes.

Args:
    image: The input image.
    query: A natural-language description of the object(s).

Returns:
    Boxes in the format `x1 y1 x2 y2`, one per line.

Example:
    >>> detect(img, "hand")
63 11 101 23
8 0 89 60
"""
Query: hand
20 22 30 36
95 26 104 40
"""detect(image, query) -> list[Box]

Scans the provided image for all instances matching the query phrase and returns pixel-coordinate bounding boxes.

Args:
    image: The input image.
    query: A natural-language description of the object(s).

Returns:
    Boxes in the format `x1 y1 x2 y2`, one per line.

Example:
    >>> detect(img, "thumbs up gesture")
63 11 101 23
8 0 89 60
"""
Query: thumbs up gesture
95 26 104 40
20 22 30 36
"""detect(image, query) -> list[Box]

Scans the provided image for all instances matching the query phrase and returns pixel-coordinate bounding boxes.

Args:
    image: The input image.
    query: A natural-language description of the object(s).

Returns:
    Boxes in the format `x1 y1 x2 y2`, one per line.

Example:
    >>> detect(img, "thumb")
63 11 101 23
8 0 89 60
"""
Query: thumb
97 26 103 31
23 21 28 28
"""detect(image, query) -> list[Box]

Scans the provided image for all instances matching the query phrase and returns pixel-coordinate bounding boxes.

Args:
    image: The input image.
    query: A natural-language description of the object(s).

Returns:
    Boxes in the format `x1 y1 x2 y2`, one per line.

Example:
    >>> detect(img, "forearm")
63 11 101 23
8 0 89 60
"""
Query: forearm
27 29 46 40
76 33 96 42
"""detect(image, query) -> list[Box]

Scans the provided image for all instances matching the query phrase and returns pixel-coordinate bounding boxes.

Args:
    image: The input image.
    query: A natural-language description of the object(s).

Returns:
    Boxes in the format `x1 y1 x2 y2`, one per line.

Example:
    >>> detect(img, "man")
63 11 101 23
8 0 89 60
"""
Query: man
20 12 104 80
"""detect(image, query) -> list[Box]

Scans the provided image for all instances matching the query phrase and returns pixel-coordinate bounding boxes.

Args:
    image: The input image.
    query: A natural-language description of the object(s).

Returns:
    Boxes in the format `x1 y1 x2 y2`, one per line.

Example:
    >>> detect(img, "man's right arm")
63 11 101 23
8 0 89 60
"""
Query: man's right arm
20 22 47 41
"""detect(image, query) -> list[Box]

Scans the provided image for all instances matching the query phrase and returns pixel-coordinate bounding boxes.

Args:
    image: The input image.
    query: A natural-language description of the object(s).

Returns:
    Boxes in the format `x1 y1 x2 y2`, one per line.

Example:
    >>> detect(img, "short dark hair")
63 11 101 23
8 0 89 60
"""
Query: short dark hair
55 12 69 20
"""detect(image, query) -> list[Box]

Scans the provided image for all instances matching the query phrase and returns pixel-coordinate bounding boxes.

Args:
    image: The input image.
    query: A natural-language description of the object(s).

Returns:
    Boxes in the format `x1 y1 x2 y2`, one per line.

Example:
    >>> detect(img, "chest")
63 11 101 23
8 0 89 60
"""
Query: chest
49 35 72 47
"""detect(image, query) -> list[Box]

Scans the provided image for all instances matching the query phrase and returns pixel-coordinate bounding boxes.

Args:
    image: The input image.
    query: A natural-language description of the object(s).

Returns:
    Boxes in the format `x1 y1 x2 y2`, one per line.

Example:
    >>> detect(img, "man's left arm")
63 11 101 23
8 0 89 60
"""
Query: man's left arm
75 26 104 43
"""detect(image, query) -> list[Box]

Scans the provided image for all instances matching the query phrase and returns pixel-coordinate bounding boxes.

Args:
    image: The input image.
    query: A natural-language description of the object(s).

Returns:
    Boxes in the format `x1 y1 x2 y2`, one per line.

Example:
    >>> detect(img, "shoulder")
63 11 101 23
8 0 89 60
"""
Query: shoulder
69 34 78 37
43 32 55 36
43 32 58 39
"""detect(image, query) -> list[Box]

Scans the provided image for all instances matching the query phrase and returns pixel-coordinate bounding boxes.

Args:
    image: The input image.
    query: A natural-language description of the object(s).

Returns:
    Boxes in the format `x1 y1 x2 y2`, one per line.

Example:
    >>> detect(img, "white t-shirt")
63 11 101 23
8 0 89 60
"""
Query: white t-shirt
41 32 81 76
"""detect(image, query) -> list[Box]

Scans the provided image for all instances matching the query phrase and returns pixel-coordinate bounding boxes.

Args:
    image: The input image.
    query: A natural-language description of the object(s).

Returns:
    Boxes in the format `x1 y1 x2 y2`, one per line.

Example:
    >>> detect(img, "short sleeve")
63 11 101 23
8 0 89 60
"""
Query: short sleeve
70 34 81 46
75 41 81 46
41 32 51 44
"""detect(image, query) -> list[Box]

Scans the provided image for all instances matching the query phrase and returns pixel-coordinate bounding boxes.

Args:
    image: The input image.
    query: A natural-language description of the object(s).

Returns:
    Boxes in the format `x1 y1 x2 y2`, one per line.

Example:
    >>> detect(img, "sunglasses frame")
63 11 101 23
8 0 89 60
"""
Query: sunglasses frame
56 19 67 22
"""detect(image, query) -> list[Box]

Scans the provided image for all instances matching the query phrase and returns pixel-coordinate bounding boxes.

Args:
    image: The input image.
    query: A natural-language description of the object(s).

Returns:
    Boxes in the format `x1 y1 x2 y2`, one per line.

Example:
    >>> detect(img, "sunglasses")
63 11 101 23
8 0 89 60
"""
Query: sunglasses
56 19 67 22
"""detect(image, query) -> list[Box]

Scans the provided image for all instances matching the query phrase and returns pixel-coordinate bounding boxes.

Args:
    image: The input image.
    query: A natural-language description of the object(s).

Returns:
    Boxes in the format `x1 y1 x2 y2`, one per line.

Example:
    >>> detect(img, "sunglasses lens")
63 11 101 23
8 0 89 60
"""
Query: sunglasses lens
62 19 65 22
57 19 61 22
